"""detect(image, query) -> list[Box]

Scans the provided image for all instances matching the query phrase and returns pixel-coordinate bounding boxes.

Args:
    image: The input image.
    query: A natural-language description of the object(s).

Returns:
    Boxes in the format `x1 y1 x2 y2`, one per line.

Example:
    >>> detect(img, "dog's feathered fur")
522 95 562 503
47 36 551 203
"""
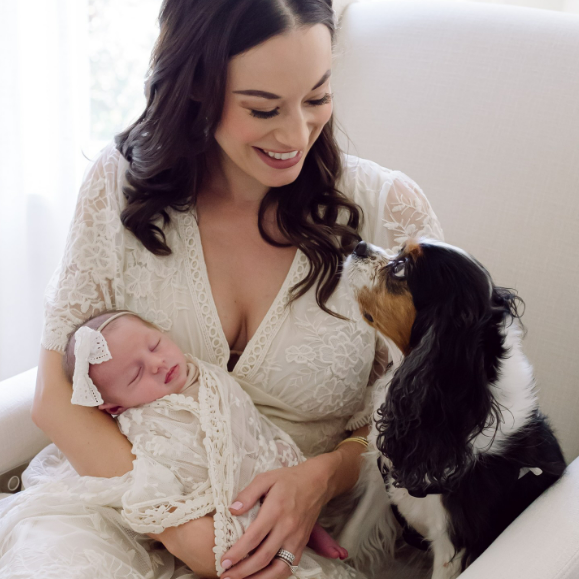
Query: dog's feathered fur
344 238 566 578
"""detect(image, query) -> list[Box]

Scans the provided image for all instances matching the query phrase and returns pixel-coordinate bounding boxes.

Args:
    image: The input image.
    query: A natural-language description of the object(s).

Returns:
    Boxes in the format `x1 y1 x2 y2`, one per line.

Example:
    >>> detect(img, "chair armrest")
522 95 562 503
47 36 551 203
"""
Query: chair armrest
0 367 50 476
461 457 579 579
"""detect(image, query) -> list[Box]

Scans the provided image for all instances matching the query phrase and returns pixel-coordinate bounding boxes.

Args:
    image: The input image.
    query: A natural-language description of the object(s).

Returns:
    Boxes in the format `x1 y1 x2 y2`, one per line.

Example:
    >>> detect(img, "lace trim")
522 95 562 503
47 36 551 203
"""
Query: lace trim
197 361 245 576
179 211 229 368
234 250 309 380
345 413 372 431
121 476 215 534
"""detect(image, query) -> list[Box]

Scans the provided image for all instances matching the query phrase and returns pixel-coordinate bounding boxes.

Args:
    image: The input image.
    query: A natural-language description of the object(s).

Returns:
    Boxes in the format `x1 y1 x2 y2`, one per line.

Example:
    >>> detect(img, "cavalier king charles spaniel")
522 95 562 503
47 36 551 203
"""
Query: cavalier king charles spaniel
344 238 566 579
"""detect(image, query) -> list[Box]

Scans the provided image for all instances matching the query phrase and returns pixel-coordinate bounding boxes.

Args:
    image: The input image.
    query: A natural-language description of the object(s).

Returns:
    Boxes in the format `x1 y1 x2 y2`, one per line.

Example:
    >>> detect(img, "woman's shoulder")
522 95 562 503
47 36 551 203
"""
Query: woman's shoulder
338 153 422 216
80 141 128 209
88 141 126 175
338 153 413 201
338 153 443 248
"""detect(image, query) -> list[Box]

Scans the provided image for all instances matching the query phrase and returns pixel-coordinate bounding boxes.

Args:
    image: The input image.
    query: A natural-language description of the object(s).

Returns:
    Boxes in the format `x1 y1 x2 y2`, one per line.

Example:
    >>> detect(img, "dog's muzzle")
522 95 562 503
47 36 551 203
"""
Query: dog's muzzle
353 241 371 258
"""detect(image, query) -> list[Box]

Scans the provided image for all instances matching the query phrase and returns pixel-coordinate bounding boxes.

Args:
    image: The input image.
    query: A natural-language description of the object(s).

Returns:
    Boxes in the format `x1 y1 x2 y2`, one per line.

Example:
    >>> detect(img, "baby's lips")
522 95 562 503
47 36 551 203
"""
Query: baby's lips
164 365 177 384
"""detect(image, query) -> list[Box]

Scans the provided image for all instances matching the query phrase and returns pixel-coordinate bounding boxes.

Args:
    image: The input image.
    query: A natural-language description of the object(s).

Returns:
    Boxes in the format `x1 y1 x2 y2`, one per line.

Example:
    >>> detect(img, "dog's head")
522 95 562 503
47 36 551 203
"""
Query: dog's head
344 238 522 495
344 239 426 355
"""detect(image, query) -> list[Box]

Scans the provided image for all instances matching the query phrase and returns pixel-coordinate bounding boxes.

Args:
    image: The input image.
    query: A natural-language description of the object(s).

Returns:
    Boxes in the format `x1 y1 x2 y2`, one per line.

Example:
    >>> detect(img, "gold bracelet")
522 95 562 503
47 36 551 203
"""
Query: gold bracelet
335 436 369 451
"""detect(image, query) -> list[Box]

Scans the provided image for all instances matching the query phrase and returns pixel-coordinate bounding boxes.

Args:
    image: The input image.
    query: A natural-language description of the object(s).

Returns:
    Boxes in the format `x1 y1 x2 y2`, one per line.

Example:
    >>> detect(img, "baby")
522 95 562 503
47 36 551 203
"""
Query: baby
62 310 349 575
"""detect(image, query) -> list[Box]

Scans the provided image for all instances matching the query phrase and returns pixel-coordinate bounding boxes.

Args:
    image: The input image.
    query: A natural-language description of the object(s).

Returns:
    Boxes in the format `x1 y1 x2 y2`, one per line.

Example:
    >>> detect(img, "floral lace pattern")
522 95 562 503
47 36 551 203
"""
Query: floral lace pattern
33 143 443 577
235 251 309 381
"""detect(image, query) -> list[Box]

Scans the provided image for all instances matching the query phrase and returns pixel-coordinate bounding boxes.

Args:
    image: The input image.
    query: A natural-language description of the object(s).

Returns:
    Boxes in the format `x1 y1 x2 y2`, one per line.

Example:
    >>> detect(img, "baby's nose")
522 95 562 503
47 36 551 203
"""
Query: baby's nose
151 356 166 373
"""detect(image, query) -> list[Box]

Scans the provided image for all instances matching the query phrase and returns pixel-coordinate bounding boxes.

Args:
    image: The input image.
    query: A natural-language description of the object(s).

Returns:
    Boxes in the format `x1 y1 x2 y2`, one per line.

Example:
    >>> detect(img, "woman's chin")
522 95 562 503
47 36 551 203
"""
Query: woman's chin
255 165 303 188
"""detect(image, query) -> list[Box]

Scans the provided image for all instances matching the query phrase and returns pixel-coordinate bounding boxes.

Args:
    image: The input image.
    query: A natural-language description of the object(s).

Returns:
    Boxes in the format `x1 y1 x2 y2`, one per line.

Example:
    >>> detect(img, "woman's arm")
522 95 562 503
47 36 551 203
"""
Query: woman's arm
32 347 134 477
322 424 371 499
218 425 370 579
32 346 218 575
150 516 219 579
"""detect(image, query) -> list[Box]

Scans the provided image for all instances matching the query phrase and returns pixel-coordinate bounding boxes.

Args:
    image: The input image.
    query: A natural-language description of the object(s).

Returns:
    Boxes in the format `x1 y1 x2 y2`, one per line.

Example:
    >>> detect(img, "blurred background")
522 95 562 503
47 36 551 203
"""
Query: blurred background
0 0 578 381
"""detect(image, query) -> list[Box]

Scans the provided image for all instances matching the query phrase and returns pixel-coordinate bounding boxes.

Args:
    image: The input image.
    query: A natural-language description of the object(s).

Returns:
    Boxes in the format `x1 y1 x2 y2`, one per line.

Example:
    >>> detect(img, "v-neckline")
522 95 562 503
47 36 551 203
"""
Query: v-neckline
181 210 307 377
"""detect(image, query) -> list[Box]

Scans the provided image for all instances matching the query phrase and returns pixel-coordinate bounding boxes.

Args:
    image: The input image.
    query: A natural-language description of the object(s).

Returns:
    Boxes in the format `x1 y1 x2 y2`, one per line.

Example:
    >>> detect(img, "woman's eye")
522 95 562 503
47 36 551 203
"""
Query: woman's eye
249 93 332 119
308 93 333 107
250 108 279 119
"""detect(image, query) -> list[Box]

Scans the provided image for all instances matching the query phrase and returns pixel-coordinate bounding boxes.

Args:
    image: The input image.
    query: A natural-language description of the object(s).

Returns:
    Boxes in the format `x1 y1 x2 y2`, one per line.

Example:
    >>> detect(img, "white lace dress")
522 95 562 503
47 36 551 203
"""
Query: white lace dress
0 143 443 578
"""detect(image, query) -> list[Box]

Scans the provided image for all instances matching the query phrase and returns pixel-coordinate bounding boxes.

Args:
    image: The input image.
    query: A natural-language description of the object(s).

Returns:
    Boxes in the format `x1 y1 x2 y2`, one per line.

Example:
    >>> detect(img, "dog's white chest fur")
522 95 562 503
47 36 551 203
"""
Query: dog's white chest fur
471 323 537 455
390 484 462 579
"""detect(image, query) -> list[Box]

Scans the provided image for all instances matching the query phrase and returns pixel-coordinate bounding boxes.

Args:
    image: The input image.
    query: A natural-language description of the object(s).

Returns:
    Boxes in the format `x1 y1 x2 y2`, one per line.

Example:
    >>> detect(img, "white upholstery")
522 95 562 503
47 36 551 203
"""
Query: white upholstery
1 1 578 576
460 456 579 579
0 367 50 474
333 0 579 463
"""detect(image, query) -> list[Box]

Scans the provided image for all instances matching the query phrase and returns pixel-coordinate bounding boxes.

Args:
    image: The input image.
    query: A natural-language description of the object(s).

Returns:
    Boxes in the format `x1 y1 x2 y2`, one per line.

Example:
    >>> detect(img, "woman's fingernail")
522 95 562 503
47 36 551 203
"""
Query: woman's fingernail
230 501 243 510
222 560 232 570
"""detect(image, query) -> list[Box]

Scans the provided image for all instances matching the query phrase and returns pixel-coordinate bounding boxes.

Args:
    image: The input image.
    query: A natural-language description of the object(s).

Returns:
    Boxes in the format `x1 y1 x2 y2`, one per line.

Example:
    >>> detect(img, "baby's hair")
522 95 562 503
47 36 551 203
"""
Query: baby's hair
62 309 157 383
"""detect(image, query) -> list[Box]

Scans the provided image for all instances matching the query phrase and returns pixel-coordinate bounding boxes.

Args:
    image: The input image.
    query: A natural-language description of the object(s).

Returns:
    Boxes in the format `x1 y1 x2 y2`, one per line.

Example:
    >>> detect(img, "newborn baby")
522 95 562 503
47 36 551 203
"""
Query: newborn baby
62 310 349 575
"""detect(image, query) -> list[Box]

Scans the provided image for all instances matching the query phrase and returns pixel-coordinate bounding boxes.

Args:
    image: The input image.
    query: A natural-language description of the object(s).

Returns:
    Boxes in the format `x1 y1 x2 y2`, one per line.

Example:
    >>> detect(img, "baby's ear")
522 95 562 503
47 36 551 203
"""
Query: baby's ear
98 402 127 415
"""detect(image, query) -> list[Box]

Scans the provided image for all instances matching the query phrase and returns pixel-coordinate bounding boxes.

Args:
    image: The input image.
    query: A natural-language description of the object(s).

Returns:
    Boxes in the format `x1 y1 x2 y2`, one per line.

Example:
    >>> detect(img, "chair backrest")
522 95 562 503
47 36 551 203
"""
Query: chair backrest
333 0 579 461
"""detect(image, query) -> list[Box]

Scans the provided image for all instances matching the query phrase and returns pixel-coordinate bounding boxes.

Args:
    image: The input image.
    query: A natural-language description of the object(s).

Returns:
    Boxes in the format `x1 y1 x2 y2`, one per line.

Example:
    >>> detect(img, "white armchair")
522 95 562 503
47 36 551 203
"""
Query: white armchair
1 1 578 576
332 1 579 577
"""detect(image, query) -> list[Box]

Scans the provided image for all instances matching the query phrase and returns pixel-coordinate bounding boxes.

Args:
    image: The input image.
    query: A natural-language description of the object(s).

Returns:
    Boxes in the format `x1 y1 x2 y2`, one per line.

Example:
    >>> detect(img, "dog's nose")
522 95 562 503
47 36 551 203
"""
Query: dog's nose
354 241 369 257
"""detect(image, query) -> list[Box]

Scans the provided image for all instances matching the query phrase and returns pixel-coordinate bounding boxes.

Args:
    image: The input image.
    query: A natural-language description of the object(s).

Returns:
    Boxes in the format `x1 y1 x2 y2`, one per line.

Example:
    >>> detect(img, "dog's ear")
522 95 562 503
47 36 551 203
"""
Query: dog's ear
376 307 498 495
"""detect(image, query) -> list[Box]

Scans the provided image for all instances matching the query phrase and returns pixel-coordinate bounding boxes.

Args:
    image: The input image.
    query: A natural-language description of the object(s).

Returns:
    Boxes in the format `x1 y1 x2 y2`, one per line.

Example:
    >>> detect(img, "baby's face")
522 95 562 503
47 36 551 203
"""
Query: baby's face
89 316 188 414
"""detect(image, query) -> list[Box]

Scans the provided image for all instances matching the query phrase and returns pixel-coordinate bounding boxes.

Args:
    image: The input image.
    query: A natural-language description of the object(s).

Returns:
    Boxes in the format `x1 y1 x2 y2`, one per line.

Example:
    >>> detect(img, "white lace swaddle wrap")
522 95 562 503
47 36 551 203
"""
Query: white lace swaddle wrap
117 356 325 577
0 357 353 578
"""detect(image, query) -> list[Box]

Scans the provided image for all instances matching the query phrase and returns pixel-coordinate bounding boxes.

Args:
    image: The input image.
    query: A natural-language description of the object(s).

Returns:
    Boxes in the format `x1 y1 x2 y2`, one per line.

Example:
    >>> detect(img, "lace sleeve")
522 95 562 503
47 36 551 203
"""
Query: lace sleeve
341 156 444 430
375 170 444 252
41 144 127 352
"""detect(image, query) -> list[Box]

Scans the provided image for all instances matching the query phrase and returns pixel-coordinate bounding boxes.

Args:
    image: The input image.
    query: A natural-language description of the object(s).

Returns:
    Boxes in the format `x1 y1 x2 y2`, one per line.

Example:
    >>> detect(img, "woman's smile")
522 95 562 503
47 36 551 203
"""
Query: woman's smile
253 147 303 169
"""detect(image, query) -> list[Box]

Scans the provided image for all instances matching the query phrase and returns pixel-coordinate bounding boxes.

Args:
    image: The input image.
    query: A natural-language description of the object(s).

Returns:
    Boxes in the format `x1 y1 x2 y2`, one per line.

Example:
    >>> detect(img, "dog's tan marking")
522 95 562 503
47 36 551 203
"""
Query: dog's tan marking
357 285 416 354
404 239 423 261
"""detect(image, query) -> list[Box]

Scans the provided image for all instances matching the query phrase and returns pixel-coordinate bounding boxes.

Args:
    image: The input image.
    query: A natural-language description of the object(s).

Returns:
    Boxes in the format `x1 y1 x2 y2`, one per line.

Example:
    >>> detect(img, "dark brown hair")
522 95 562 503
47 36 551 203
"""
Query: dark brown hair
115 0 362 315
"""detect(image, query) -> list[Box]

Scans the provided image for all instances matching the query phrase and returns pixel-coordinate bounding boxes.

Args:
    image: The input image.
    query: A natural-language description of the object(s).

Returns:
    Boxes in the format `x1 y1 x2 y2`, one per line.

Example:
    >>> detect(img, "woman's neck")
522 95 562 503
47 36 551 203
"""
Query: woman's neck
203 145 269 207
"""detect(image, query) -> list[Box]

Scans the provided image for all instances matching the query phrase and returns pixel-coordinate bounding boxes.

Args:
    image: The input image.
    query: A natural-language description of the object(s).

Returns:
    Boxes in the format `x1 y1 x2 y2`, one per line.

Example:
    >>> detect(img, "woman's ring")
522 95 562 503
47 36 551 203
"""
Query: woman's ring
275 548 298 575
276 549 295 564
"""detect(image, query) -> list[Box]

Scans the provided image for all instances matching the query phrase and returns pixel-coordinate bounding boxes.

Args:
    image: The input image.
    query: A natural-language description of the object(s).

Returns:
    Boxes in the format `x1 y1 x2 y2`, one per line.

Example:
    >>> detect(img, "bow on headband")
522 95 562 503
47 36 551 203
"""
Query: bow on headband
71 326 112 406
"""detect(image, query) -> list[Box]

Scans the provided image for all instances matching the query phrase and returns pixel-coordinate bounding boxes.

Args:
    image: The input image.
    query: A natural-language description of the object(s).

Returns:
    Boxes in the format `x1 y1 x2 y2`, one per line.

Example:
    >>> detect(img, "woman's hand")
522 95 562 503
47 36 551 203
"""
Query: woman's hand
219 453 339 579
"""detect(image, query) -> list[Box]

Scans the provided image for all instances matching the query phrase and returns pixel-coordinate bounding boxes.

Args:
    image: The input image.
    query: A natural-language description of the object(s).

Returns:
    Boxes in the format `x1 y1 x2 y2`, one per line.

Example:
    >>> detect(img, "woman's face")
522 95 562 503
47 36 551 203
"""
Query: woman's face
214 24 333 190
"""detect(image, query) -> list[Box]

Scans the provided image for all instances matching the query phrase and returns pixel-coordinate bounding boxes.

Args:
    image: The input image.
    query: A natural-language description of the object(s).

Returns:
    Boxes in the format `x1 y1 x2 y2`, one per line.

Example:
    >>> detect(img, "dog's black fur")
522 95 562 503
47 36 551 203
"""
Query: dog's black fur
355 240 566 569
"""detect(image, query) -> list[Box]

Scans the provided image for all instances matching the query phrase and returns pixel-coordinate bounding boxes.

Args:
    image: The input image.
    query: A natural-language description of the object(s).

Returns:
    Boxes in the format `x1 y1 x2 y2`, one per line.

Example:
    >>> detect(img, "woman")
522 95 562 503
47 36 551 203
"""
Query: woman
27 0 443 578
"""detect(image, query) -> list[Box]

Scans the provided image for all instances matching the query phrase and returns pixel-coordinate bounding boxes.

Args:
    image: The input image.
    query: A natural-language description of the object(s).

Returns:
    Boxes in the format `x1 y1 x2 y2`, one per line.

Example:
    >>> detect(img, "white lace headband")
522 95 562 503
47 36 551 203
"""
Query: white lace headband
71 312 133 407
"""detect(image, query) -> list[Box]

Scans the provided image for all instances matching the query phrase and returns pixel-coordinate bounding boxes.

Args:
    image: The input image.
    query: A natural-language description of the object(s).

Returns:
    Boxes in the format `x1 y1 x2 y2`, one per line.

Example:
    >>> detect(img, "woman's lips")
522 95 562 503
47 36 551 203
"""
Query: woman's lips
254 147 303 169
165 365 178 384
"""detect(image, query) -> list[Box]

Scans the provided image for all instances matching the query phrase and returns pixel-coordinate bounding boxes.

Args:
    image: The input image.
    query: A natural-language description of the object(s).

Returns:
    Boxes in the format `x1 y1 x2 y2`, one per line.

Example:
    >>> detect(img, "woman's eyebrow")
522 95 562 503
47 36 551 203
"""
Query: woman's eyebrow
232 69 331 100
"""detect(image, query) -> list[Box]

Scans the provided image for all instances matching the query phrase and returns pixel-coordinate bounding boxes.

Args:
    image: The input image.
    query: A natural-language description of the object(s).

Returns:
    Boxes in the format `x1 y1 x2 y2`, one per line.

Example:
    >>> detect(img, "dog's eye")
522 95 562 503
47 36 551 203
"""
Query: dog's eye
390 260 406 278
363 312 374 323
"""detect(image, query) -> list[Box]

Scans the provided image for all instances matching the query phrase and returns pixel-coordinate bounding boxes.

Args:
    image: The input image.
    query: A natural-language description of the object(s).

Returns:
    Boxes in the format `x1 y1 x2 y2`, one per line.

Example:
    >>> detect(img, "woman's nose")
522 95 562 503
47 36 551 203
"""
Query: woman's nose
274 110 309 152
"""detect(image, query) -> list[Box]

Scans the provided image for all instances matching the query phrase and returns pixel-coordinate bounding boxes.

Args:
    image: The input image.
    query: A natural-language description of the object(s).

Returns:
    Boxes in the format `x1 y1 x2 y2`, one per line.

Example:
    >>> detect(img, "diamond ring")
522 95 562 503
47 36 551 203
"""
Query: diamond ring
275 548 298 575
